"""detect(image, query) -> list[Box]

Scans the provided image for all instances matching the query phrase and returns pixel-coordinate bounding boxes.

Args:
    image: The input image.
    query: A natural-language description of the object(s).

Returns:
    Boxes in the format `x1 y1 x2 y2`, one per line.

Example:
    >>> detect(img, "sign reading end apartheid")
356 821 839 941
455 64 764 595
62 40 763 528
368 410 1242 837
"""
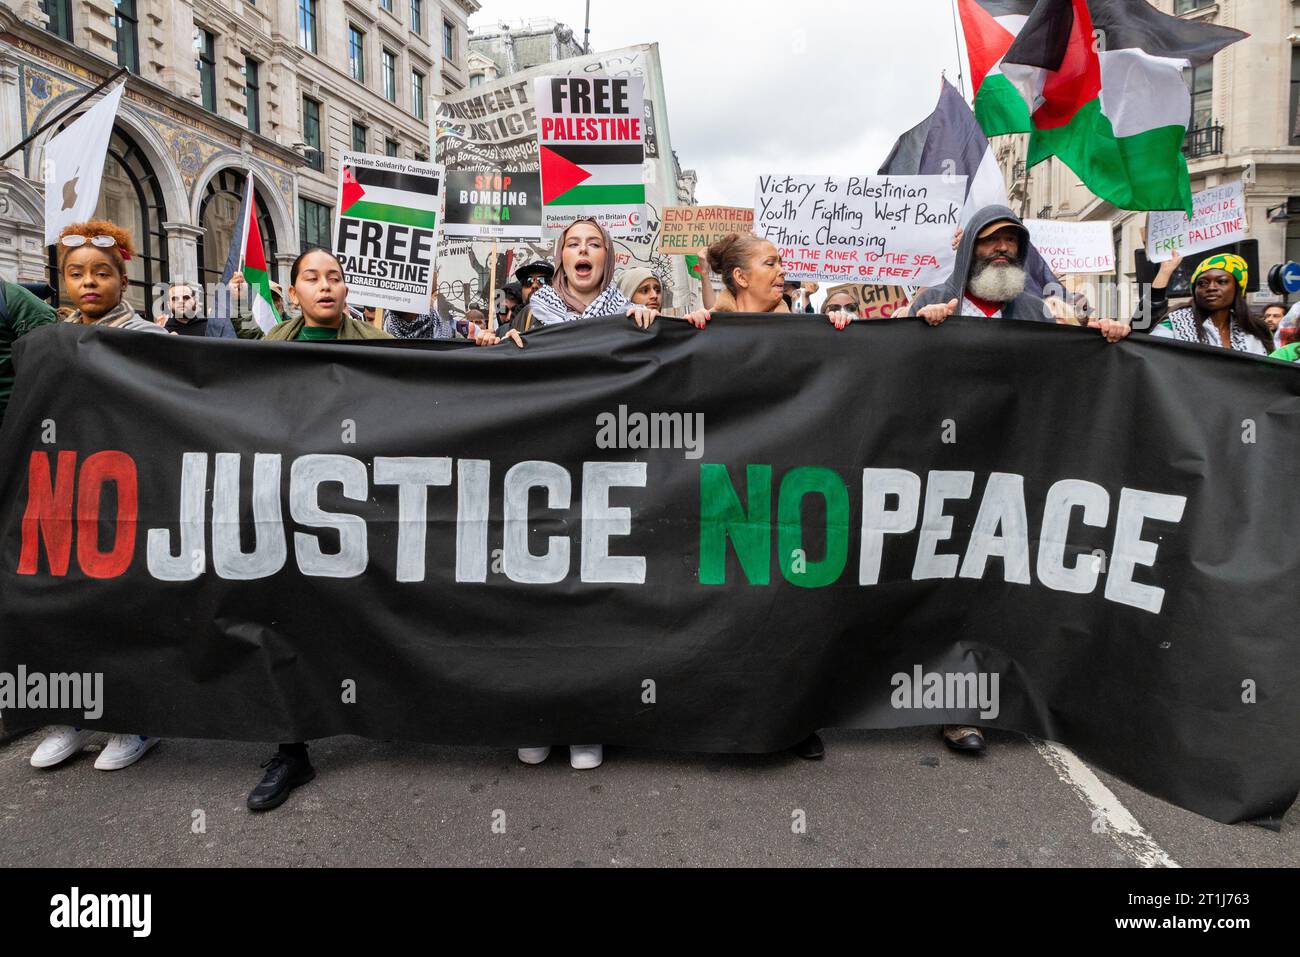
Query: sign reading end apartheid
754 175 965 285
334 152 444 312
535 75 646 235
1025 219 1116 275
660 206 755 255
2 321 1299 826
1146 180 1246 263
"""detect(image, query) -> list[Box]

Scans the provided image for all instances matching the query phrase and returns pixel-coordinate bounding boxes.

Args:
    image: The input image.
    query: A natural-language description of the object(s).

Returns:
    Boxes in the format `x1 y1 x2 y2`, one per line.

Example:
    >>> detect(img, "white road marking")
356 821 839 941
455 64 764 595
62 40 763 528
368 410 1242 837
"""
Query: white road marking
1032 738 1180 868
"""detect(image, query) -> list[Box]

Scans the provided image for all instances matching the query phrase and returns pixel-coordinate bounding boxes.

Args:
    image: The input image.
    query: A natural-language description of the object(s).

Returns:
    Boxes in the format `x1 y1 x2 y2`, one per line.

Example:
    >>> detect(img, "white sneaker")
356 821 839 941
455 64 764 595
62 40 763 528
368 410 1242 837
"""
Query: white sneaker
517 746 551 765
30 726 94 768
94 734 159 771
569 744 603 770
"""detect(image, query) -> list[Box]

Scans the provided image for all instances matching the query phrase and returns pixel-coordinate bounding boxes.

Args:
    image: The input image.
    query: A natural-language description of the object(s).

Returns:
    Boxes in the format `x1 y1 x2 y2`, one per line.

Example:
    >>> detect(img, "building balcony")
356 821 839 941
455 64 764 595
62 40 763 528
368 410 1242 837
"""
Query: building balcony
1183 124 1223 160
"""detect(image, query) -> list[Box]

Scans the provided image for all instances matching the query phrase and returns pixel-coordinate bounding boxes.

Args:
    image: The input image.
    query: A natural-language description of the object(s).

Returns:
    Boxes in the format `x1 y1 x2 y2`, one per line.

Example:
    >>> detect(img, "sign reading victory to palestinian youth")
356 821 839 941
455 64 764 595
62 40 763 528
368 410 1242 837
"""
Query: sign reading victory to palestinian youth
443 170 542 240
659 206 755 255
754 175 965 285
535 75 646 235
333 152 444 312
1024 219 1116 275
1146 180 1247 263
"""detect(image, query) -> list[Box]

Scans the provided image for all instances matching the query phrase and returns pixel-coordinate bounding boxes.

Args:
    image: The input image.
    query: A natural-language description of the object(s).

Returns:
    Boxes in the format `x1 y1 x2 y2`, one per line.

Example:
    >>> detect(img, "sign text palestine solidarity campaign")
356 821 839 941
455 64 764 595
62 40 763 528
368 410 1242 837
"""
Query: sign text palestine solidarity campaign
17 451 1185 614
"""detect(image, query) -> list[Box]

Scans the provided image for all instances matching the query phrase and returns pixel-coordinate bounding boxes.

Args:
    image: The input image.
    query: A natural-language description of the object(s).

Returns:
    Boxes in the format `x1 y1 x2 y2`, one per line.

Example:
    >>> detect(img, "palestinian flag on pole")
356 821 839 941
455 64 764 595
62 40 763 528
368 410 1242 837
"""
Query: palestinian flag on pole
539 143 645 208
1000 0 1246 213
340 163 440 230
958 0 1036 135
237 172 280 333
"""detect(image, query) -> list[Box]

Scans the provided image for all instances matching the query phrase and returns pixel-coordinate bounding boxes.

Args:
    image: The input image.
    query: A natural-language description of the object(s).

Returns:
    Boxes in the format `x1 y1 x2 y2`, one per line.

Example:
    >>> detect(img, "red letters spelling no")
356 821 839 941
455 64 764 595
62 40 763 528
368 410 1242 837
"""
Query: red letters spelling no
18 450 138 578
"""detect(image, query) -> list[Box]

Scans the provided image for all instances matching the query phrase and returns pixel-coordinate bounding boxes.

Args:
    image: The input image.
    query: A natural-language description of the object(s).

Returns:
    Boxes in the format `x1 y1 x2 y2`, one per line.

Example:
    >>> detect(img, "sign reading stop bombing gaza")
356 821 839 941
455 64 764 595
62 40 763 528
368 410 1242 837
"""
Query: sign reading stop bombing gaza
535 75 646 235
333 151 445 313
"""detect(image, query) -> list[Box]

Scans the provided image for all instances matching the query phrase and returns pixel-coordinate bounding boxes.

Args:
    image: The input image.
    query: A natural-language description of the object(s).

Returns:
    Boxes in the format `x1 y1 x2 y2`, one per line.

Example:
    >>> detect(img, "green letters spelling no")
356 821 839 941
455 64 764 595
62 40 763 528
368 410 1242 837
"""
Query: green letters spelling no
699 464 771 584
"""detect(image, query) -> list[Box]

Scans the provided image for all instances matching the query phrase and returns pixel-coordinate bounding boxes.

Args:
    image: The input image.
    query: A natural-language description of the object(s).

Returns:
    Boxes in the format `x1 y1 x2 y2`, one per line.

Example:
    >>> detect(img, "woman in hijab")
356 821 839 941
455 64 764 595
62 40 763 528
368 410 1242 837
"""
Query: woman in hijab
527 218 658 329
616 267 662 310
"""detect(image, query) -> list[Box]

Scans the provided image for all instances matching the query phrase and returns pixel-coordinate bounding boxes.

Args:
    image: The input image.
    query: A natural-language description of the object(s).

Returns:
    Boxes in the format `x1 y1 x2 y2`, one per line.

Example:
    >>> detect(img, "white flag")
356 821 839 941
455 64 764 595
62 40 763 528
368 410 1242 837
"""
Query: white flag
42 82 125 245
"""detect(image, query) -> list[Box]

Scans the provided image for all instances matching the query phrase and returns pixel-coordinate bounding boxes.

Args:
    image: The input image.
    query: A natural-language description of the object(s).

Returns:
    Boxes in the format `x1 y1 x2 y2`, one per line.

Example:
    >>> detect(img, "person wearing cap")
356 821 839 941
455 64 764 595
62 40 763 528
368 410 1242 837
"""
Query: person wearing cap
1139 251 1274 354
909 206 1130 755
514 259 555 303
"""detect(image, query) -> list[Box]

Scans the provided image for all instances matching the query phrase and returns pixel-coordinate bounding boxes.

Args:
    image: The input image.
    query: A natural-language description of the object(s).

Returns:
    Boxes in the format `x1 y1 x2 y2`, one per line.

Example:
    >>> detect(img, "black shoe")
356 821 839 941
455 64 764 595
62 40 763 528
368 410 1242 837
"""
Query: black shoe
792 732 825 760
941 725 986 754
247 751 316 812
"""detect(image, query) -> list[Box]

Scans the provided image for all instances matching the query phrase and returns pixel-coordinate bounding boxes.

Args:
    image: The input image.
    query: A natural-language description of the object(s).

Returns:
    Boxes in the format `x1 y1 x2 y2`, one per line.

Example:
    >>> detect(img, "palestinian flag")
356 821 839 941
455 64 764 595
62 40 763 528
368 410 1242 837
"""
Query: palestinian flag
1000 0 1246 213
958 0 1036 136
539 143 644 208
238 172 280 333
340 163 440 230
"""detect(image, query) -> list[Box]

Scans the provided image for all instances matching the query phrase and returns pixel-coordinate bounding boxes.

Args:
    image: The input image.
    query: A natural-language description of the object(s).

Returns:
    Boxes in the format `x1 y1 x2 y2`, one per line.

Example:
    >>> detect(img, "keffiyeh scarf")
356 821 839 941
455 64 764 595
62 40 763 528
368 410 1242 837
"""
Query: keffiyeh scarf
528 283 630 326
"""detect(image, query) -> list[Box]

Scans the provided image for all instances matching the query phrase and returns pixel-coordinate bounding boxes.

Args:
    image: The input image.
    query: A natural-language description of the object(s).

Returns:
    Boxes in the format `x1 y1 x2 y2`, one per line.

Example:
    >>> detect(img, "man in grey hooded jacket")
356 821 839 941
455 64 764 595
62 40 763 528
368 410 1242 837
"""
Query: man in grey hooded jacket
911 205 1053 325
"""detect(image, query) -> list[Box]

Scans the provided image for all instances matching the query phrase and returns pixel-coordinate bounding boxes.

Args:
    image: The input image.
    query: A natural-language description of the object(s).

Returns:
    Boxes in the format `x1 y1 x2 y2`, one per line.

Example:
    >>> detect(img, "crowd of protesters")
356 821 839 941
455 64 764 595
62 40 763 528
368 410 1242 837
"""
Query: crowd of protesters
3 200 1298 811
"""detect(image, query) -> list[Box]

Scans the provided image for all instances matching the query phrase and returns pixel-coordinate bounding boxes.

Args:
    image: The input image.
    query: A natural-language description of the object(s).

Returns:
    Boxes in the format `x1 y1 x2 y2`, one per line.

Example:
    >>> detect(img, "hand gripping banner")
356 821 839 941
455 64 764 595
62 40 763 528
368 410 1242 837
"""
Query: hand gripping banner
1 318 1297 824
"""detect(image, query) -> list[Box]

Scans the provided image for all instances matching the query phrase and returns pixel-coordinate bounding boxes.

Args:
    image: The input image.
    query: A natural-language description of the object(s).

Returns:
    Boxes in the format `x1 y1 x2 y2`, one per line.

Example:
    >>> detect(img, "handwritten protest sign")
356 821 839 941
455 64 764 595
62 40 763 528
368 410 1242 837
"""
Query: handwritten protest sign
1024 219 1115 274
659 206 755 254
825 283 911 318
1146 181 1246 263
334 152 443 313
535 75 646 235
753 175 964 285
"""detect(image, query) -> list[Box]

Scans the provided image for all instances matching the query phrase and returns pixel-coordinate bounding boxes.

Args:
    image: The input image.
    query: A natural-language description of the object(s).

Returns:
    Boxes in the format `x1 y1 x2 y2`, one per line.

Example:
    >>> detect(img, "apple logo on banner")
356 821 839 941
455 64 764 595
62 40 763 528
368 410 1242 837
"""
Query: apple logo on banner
62 174 80 211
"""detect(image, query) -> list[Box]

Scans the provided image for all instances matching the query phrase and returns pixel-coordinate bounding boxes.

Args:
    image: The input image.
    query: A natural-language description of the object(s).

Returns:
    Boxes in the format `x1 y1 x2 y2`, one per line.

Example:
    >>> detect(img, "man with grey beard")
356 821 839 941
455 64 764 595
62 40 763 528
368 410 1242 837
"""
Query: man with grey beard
911 205 1051 324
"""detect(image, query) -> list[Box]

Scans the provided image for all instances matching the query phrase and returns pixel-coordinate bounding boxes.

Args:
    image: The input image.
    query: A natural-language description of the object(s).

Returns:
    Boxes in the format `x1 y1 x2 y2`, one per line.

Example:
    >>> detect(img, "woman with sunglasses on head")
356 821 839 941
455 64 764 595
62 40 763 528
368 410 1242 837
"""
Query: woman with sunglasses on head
682 233 790 327
55 221 166 334
526 218 658 330
30 221 166 775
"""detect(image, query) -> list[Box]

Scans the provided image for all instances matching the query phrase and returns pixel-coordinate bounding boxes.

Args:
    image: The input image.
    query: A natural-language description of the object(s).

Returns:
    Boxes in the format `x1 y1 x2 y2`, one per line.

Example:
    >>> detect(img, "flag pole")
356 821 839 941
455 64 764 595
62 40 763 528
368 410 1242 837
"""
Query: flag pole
949 0 968 98
0 67 128 164
487 238 499 332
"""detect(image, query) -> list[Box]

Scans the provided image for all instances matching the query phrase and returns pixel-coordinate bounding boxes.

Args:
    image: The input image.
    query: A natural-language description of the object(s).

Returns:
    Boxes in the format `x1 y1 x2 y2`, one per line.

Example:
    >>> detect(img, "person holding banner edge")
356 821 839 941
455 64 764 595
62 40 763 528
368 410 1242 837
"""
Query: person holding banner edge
30 220 165 773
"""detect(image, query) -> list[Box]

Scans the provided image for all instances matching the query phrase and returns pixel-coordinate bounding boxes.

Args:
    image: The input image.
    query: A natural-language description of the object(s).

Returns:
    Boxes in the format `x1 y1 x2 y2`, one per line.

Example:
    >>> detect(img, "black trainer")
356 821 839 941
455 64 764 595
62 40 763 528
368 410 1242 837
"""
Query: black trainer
792 732 825 760
247 750 316 812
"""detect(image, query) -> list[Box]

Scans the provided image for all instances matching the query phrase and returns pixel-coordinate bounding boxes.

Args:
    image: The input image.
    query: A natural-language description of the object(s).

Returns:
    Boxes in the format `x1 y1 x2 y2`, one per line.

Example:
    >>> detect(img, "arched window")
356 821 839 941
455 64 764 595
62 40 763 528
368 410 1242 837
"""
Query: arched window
47 125 169 318
197 169 278 292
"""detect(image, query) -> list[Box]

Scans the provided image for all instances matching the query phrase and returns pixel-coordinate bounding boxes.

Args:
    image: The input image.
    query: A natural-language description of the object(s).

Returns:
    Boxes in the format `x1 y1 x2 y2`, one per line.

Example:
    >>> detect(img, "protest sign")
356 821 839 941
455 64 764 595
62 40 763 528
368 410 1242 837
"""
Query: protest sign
535 74 646 234
1024 219 1116 274
825 283 911 318
1146 180 1246 263
753 175 964 285
443 170 542 240
659 206 755 254
333 152 443 313
432 45 692 320
6 320 1300 826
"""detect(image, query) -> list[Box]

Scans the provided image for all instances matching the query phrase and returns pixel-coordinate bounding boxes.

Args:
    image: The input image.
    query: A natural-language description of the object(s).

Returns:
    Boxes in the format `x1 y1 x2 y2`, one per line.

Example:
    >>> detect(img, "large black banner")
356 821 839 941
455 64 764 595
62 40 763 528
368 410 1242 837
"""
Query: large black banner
1 318 1297 824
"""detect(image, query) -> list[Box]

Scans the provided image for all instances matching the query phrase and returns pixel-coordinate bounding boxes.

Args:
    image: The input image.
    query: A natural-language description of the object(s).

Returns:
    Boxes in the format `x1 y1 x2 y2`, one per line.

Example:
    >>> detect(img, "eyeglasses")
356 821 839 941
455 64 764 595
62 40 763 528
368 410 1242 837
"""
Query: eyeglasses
60 235 119 249
524 276 548 288
825 303 859 315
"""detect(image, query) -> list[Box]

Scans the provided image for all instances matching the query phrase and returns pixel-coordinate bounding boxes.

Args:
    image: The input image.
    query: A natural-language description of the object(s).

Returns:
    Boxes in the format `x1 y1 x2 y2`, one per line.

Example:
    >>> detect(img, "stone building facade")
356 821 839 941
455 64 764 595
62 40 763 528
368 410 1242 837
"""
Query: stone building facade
0 0 476 315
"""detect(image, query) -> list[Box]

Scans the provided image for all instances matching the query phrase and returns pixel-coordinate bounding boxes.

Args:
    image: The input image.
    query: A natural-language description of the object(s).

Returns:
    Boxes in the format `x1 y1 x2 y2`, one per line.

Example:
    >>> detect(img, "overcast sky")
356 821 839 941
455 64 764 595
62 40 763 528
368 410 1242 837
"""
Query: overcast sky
469 0 966 207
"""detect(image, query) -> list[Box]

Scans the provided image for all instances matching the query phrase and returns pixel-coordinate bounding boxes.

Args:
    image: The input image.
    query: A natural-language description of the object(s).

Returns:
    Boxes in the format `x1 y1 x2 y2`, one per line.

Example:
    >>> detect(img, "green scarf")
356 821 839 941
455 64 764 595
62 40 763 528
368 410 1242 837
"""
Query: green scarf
265 313 392 341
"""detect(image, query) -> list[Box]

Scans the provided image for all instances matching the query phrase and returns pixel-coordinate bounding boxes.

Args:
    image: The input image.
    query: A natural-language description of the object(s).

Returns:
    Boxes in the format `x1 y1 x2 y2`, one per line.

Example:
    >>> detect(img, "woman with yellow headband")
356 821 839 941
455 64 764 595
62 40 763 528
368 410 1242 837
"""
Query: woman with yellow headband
1143 251 1274 354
